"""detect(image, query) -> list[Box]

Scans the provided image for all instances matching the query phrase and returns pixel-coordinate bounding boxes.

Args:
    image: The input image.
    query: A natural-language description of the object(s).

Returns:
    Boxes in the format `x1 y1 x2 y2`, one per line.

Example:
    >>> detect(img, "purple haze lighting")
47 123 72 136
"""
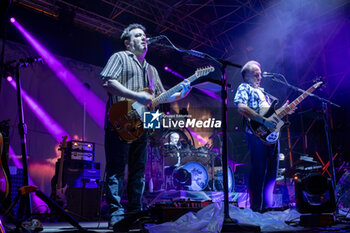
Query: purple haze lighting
7 78 70 142
10 17 15 23
11 20 105 129
186 127 208 146
9 146 23 169
264 181 276 208
7 76 13 82
164 66 186 79
195 87 221 102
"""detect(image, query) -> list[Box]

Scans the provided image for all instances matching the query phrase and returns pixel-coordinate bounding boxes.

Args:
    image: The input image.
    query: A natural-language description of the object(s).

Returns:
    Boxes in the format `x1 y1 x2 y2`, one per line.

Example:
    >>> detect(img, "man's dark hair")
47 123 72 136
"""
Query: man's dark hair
120 23 146 49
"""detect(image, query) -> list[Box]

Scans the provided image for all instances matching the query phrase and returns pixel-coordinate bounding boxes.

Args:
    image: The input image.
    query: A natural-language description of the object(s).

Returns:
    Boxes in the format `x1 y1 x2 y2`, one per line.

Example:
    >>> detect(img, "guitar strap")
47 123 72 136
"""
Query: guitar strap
259 88 279 104
145 64 154 91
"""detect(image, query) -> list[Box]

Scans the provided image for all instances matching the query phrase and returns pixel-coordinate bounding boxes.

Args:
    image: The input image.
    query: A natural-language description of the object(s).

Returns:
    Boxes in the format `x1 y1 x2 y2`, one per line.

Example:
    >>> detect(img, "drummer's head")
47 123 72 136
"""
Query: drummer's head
169 132 180 145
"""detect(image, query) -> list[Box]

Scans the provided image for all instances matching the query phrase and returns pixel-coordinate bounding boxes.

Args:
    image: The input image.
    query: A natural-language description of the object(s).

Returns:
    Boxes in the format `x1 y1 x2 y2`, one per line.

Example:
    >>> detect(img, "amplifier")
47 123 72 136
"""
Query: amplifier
55 160 100 188
67 140 95 152
8 166 23 216
67 151 94 161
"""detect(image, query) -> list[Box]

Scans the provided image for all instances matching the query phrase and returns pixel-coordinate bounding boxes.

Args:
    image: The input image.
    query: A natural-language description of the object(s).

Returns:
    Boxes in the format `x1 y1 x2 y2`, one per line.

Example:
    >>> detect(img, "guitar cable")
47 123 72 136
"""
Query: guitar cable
96 167 107 229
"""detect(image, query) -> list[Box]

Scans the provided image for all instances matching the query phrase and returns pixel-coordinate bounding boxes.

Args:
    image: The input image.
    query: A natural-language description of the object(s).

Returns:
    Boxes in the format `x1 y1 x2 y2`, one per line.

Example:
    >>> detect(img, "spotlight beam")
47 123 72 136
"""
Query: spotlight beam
7 78 70 142
10 18 105 129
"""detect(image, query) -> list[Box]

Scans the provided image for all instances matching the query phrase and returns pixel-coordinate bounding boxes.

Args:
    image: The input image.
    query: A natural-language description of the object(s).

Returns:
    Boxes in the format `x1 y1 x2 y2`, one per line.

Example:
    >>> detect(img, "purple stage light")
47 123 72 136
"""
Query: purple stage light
6 76 13 82
9 146 23 169
164 66 220 101
11 19 105 129
7 78 70 142
10 17 15 23
186 127 208 146
164 66 186 79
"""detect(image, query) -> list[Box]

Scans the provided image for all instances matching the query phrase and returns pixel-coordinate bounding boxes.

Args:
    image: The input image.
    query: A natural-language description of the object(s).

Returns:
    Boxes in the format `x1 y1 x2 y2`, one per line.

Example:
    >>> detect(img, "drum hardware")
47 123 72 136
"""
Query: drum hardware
149 128 236 193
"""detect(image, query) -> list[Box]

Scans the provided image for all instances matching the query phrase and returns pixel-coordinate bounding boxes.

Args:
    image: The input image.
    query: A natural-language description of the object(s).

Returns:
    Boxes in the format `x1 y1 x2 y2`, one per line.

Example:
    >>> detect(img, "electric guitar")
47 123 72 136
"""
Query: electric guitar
0 132 10 203
247 79 324 144
108 66 215 142
53 136 68 208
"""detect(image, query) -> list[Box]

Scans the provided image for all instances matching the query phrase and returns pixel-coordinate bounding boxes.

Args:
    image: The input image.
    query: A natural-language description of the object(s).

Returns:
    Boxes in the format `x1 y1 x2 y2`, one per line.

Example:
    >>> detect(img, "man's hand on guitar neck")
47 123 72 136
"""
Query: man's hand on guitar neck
178 80 192 99
278 100 297 115
164 80 192 103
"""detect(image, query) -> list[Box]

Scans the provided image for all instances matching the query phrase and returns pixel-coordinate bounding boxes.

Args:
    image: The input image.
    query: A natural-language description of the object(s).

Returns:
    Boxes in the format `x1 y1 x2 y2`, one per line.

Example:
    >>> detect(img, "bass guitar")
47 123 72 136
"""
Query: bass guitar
52 136 68 208
247 79 324 144
108 66 215 142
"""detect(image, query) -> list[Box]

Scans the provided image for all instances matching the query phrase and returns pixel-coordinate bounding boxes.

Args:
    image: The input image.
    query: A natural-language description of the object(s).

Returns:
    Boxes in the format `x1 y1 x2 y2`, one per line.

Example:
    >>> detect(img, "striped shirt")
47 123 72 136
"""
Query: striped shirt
100 50 165 128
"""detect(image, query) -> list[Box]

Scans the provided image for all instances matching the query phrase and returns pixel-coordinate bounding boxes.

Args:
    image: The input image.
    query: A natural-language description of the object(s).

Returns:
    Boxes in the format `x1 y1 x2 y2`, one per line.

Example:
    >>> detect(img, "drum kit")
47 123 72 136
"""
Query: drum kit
151 129 234 192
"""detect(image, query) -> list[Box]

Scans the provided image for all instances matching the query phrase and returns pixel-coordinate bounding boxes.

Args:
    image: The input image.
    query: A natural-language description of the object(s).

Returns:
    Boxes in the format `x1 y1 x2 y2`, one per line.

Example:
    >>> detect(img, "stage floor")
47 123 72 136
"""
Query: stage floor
4 219 350 233
6 211 350 233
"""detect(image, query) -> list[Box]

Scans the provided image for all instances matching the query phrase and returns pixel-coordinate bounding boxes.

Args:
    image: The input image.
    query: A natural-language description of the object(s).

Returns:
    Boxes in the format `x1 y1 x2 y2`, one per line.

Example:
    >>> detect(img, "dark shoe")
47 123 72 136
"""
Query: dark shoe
21 219 43 232
113 221 129 233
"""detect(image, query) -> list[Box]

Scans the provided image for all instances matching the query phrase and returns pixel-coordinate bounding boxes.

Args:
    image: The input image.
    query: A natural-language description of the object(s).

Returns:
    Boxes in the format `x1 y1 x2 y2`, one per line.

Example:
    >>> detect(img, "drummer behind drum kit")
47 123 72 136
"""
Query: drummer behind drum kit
157 131 234 192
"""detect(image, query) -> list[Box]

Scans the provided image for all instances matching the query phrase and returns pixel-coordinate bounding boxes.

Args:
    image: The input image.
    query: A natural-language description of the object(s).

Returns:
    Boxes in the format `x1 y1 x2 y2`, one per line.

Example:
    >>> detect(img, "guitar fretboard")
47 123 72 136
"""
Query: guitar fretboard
277 82 321 119
151 74 198 107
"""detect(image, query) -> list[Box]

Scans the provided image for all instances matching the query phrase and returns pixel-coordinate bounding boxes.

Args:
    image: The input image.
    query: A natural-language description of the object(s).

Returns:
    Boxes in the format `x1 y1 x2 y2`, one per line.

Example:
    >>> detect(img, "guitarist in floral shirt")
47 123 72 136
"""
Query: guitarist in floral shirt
233 60 294 212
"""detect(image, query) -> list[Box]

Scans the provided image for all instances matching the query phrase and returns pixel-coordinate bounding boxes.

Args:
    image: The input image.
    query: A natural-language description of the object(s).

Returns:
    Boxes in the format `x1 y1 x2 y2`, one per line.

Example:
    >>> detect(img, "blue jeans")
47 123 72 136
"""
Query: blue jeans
104 129 148 225
245 133 279 212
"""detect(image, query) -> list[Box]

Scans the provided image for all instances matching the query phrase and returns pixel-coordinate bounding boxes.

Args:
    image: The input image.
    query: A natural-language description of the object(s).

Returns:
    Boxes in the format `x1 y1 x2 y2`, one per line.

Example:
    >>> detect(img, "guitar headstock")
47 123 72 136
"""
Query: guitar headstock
313 76 325 90
59 136 68 151
195 66 215 78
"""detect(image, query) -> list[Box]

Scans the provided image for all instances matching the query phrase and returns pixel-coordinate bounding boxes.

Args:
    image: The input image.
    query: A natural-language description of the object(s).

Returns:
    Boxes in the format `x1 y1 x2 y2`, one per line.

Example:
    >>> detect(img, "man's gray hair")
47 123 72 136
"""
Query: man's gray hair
241 60 261 79
120 23 146 48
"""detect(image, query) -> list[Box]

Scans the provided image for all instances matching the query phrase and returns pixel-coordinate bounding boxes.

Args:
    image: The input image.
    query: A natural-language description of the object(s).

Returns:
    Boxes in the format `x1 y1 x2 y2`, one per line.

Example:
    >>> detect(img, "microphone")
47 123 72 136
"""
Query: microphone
262 72 279 78
146 35 163 44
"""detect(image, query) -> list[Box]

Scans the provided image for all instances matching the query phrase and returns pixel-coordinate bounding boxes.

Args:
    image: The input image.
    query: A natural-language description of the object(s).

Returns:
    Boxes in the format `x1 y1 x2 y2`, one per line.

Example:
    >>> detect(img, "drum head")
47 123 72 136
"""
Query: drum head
182 162 209 191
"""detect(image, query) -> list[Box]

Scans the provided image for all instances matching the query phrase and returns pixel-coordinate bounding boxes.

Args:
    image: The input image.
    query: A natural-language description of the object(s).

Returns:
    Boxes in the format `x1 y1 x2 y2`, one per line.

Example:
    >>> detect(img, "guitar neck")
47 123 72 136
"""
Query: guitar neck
57 156 64 189
277 85 318 119
151 74 198 107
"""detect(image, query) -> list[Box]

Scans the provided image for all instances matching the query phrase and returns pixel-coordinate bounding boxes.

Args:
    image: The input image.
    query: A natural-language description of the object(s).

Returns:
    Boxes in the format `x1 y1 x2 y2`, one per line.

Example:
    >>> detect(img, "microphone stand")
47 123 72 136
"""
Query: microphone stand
3 58 84 231
269 74 339 202
153 40 261 231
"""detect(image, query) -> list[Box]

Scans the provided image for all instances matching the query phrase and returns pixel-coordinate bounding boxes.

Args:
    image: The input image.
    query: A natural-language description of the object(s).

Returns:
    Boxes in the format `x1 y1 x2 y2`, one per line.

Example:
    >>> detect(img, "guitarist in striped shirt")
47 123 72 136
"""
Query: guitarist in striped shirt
100 23 191 231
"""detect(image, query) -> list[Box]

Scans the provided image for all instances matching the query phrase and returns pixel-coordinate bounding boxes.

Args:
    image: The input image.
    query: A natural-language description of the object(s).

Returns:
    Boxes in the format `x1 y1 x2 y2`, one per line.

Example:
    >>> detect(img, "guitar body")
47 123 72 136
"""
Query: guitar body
248 101 284 144
108 66 215 143
51 136 68 208
0 132 10 202
109 88 152 143
247 80 324 144
54 184 68 208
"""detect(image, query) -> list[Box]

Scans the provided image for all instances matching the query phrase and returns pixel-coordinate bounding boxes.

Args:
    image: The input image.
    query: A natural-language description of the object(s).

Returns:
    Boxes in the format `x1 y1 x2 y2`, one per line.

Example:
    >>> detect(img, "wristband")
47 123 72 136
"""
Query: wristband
262 118 265 124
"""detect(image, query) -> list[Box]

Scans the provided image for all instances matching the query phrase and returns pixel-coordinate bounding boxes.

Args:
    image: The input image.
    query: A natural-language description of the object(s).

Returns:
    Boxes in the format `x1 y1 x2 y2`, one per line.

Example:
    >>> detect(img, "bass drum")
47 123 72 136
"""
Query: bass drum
208 166 235 192
182 162 209 191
